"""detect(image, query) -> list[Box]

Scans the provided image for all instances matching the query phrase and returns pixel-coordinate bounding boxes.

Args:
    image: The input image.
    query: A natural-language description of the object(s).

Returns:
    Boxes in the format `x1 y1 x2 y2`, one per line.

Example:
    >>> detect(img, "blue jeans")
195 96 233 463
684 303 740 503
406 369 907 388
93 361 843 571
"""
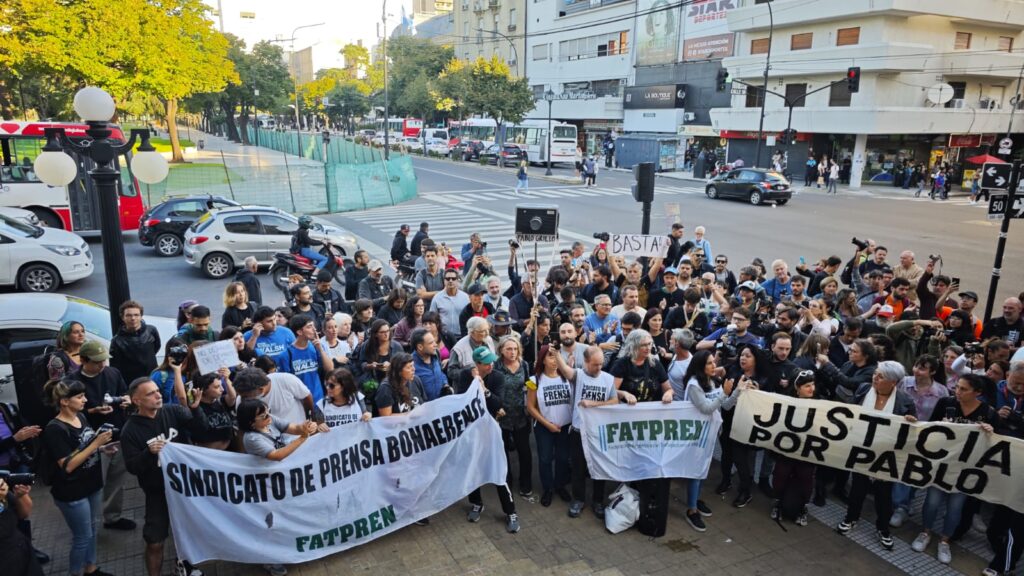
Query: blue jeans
892 482 916 512
686 478 703 510
515 177 528 192
534 423 570 493
54 490 101 574
922 487 968 538
299 247 328 269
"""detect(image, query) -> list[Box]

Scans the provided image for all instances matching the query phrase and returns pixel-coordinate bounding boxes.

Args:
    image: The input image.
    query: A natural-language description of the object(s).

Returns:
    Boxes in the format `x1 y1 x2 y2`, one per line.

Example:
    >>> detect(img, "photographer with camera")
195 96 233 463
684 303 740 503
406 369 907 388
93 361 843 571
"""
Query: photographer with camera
696 308 764 352
665 288 710 339
0 473 42 576
885 310 944 373
0 400 46 567
121 377 208 576
461 233 486 270
150 338 189 406
64 341 135 532
41 379 116 576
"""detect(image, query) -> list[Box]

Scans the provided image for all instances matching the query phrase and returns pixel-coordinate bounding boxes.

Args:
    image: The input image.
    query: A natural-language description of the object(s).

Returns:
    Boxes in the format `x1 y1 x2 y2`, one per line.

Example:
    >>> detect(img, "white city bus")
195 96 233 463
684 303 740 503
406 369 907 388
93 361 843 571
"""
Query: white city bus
451 118 577 165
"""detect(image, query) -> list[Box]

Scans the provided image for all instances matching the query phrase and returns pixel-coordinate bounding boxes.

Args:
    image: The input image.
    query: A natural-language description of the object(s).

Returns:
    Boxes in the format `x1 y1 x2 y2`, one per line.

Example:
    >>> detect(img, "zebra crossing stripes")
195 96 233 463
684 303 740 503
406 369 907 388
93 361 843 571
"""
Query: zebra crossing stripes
427 184 704 203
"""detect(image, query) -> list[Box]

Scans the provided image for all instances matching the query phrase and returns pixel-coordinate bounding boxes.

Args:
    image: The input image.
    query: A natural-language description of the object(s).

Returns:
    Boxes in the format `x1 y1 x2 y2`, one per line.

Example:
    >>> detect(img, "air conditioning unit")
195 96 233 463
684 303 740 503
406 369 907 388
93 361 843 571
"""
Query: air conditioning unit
949 98 966 109
683 112 696 122
507 24 516 31
980 97 995 109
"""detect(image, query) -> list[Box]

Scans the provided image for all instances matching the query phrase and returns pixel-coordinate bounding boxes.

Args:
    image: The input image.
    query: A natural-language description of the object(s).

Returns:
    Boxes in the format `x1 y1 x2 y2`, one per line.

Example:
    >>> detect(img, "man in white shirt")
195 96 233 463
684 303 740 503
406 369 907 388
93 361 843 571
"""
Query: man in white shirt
429 270 470 336
611 285 646 322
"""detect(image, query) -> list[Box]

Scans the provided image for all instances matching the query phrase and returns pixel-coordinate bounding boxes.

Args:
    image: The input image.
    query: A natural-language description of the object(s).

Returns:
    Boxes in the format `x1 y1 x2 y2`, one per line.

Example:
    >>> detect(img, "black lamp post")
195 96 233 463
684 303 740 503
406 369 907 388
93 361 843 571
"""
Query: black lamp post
544 89 555 176
34 87 168 335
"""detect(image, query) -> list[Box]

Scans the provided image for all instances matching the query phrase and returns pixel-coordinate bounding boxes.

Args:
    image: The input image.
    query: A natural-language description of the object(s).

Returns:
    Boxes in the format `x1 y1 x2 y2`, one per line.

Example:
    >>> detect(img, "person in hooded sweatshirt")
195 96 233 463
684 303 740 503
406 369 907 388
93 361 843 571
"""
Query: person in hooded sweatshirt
109 300 161 385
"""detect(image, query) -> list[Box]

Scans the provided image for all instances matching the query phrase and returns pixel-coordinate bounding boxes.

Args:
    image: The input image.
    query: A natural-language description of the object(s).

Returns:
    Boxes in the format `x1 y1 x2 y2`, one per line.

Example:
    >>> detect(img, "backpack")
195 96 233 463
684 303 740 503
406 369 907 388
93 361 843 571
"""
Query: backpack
30 347 64 390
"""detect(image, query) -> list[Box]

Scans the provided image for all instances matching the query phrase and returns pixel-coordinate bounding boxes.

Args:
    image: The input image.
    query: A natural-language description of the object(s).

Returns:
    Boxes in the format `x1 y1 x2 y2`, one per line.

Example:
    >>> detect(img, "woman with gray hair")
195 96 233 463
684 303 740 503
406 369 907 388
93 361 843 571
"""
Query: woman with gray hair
837 360 916 552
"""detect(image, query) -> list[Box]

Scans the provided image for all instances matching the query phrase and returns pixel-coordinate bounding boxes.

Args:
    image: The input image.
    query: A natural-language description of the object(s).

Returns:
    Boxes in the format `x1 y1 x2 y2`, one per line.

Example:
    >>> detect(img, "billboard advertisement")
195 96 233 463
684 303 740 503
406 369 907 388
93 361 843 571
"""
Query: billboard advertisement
636 0 681 66
681 0 736 60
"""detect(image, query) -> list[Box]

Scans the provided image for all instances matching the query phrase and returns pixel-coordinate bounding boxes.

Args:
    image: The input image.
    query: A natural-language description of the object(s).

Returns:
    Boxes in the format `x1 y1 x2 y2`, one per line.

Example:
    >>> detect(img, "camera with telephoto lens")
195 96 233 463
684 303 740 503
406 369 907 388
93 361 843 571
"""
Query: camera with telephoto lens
480 241 488 250
851 237 869 251
593 232 610 242
167 344 189 364
0 470 35 486
508 239 520 249
929 254 942 263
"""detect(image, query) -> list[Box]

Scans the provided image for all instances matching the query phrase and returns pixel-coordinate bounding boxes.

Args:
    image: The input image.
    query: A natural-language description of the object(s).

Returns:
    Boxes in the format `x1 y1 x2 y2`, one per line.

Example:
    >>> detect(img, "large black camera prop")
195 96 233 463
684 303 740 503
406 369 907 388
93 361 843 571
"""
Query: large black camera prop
515 204 560 243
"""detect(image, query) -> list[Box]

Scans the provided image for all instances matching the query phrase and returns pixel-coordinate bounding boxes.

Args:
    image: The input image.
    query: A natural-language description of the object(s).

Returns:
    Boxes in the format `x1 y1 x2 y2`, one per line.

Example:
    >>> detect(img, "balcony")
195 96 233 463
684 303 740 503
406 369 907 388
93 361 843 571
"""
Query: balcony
507 23 516 32
729 0 1024 32
488 0 500 8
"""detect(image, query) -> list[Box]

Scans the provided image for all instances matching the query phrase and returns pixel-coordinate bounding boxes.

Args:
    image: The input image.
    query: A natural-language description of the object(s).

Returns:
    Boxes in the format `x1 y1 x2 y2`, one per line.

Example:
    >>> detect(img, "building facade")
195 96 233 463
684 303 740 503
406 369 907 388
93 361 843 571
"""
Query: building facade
710 0 1024 188
526 0 635 154
452 0 527 76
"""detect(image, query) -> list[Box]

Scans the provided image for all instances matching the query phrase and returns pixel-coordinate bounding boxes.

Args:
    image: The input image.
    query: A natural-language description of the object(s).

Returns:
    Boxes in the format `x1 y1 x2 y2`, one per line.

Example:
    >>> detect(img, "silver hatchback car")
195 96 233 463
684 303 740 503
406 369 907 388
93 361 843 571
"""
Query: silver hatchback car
183 206 359 279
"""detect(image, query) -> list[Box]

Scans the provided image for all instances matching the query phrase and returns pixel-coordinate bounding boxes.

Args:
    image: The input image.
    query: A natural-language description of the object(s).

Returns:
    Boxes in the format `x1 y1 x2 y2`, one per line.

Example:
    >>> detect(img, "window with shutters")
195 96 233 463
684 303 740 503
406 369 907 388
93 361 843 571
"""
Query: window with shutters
829 82 851 107
836 27 860 46
745 86 764 108
790 33 812 51
750 38 770 55
999 36 1014 52
954 32 972 50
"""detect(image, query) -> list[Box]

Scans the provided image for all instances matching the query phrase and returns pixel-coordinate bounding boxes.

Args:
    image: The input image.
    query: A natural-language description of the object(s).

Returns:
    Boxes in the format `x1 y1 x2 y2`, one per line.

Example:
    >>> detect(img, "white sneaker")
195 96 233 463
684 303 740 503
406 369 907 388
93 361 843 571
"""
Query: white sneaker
890 508 908 528
936 541 952 564
973 515 989 533
911 532 931 552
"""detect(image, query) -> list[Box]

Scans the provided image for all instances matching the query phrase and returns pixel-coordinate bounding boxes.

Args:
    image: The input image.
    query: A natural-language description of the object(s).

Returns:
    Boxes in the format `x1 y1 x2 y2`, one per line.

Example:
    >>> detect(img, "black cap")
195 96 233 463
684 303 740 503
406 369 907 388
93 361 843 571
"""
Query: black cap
958 290 979 302
467 283 486 296
316 270 333 283
489 310 513 326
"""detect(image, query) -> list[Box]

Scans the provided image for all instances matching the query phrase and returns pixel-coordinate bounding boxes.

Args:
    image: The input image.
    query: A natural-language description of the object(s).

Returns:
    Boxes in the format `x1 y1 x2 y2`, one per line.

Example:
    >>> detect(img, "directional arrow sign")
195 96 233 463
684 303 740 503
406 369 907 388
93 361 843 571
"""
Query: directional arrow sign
986 194 1024 220
981 162 1012 190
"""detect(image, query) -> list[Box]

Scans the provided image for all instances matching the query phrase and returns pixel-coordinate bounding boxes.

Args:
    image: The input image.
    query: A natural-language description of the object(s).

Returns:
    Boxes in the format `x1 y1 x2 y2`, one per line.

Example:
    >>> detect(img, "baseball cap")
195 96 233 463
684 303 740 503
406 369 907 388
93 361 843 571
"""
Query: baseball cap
662 266 678 276
877 304 895 317
958 291 979 302
472 346 498 364
467 283 486 296
738 280 757 292
80 341 111 362
368 260 384 272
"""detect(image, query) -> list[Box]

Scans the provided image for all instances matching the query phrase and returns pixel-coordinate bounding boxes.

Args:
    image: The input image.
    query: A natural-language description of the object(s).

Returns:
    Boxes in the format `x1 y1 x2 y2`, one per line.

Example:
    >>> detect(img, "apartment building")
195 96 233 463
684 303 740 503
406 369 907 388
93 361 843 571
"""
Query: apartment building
452 0 528 76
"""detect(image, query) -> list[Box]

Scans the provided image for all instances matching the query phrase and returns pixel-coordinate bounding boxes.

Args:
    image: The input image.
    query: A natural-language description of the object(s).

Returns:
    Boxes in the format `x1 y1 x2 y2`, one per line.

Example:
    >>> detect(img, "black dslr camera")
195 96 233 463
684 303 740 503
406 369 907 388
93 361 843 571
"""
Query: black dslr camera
593 232 610 242
851 237 869 251
0 470 35 486
964 342 984 356
167 344 189 365
508 239 520 249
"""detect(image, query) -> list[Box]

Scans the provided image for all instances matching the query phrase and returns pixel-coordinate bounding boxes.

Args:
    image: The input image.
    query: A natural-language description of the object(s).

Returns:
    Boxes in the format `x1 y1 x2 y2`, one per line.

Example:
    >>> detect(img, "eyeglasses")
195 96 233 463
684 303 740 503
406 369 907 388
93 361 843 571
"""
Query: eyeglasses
326 382 340 389
257 411 271 420
444 277 459 282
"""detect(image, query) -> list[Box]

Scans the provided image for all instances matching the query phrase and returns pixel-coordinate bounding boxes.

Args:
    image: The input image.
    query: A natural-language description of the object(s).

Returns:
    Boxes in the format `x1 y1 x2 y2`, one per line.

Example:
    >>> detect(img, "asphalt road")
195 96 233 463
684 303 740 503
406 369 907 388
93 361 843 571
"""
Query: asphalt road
37 154 1023 324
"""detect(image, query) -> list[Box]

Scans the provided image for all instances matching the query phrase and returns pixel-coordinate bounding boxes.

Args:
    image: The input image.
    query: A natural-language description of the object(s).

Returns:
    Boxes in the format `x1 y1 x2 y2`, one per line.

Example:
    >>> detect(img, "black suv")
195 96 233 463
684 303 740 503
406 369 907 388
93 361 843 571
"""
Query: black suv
138 195 240 256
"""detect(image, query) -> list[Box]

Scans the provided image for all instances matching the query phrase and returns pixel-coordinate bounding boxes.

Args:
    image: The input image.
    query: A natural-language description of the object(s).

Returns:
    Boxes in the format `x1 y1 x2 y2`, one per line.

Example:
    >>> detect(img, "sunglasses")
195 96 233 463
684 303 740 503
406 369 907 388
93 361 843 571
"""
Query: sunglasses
326 382 340 389
444 277 459 281
716 260 727 264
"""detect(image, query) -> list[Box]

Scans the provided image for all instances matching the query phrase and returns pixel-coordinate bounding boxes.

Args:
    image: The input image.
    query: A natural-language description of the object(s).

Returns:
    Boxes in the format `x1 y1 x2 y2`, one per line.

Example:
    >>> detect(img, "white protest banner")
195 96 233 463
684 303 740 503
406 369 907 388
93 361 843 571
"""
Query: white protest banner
160 381 506 564
609 234 672 259
580 402 721 481
193 339 241 375
731 391 1024 513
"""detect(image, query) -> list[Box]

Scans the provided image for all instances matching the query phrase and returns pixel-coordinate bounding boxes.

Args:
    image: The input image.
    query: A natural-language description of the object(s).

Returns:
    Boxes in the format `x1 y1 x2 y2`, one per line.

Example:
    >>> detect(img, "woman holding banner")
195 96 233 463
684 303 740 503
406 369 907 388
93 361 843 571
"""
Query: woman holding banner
680 350 744 533
912 373 999 565
836 361 916 552
319 368 371 428
375 353 427 417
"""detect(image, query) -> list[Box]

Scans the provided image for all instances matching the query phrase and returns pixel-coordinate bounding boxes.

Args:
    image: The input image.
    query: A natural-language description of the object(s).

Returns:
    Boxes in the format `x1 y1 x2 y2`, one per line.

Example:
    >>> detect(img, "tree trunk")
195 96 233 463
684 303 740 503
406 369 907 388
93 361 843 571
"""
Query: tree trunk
238 103 251 145
165 98 185 163
221 100 240 142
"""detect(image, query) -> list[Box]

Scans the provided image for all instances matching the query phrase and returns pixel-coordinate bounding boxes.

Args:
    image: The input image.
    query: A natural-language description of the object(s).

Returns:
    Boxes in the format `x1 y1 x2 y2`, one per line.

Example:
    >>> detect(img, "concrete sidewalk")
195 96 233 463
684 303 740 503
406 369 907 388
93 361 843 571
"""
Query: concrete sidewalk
653 168 974 198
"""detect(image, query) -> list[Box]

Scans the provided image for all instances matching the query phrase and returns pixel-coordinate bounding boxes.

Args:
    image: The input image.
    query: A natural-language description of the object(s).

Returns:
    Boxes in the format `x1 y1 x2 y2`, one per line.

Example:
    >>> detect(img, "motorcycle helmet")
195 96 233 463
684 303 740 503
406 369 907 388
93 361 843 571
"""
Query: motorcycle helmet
298 215 313 229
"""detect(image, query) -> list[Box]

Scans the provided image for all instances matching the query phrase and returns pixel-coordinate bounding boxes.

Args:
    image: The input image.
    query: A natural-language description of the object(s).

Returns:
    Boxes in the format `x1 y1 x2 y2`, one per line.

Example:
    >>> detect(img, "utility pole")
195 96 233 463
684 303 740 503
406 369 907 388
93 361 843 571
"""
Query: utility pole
382 0 391 160
984 161 1021 321
754 0 774 169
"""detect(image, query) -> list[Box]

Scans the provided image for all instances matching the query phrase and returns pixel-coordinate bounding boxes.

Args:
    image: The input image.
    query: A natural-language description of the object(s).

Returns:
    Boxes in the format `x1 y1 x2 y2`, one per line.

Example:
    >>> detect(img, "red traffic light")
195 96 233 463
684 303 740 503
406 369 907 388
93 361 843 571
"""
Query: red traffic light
848 69 857 78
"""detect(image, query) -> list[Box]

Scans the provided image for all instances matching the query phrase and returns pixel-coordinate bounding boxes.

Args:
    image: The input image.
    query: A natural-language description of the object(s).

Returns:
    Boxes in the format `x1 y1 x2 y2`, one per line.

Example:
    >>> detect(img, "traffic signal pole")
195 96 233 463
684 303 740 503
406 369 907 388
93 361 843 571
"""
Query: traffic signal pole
983 160 1021 321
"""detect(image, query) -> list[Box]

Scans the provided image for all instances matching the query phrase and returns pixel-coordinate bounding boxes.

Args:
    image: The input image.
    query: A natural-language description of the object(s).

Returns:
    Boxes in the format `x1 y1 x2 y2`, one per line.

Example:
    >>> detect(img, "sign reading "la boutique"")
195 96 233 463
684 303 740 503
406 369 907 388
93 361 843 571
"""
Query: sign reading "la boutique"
624 84 686 110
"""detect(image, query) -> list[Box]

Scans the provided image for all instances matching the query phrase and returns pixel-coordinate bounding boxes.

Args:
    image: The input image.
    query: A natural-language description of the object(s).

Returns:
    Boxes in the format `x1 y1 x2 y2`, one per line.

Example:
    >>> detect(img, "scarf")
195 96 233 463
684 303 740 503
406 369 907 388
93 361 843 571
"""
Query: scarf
862 386 896 414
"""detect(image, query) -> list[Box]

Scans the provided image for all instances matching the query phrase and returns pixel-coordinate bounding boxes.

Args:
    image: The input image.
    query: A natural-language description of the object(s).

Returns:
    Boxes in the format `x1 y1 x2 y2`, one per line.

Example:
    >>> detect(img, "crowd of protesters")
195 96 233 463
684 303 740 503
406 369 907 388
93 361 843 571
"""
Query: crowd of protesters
2 220 1024 576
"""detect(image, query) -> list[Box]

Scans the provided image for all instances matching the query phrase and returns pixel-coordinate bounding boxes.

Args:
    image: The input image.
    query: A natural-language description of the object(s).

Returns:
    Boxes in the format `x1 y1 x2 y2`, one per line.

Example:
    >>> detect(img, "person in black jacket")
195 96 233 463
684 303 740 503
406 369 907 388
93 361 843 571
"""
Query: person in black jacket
312 270 347 316
390 224 412 266
121 377 207 576
233 257 263 306
410 222 429 257
836 361 916 552
457 346 520 533
110 300 161 386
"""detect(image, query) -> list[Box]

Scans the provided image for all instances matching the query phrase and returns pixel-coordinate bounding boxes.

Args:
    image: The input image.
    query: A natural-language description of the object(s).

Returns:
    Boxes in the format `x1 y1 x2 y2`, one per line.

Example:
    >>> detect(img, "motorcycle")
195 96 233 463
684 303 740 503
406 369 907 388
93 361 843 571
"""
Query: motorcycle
269 243 347 291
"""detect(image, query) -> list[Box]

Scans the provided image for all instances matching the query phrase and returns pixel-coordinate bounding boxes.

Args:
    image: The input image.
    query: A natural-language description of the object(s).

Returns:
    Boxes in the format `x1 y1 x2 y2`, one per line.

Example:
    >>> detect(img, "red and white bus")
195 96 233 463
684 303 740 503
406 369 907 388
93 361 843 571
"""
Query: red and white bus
0 121 146 232
375 117 423 137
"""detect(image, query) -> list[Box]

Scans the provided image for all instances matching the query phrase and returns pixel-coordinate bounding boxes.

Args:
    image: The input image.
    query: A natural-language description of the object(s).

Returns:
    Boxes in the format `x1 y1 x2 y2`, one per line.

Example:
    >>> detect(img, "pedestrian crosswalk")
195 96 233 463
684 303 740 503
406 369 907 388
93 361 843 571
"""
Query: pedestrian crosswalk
339 198 591 270
427 183 705 204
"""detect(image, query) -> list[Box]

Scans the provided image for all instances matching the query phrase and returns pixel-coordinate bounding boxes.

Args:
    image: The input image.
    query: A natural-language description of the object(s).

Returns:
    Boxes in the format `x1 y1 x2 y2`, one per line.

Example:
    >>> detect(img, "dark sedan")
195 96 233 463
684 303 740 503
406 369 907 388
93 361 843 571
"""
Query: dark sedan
480 143 528 165
454 140 486 161
138 195 240 256
705 168 793 205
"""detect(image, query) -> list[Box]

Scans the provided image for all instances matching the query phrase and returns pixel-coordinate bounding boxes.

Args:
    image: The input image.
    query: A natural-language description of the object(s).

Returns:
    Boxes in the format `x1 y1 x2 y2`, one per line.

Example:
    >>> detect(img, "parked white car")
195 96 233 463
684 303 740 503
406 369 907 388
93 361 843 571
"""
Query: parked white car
0 207 42 227
0 293 177 419
400 136 422 151
0 213 93 292
425 138 450 156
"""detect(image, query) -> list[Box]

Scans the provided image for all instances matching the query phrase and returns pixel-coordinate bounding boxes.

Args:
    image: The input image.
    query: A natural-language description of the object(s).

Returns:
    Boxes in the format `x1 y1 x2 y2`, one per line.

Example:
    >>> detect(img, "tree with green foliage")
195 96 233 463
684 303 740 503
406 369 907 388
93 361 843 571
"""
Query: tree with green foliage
464 56 535 156
385 37 453 118
0 0 238 162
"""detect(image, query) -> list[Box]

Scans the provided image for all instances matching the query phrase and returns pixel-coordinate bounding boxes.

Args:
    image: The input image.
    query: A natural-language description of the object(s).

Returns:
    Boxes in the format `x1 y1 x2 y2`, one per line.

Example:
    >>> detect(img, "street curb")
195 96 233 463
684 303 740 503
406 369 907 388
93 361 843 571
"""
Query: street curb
413 154 582 185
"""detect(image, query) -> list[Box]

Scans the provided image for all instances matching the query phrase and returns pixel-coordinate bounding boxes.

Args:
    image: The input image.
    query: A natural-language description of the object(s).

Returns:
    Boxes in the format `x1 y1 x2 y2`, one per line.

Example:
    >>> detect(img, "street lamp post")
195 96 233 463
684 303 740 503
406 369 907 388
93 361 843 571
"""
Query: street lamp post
754 0 774 169
544 90 555 176
271 22 325 158
33 87 169 335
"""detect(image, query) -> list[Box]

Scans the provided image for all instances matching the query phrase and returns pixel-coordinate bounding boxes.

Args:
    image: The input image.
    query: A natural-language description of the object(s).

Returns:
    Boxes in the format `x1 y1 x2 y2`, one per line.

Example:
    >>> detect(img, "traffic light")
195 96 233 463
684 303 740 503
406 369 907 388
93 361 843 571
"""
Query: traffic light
847 67 861 93
716 68 730 93
632 162 655 203
780 128 797 145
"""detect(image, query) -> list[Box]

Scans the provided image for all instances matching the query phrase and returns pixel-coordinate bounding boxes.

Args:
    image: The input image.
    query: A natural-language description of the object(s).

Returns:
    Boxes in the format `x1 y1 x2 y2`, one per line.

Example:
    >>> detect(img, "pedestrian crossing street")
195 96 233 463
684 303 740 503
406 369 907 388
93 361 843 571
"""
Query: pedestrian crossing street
429 183 705 204
340 196 594 269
